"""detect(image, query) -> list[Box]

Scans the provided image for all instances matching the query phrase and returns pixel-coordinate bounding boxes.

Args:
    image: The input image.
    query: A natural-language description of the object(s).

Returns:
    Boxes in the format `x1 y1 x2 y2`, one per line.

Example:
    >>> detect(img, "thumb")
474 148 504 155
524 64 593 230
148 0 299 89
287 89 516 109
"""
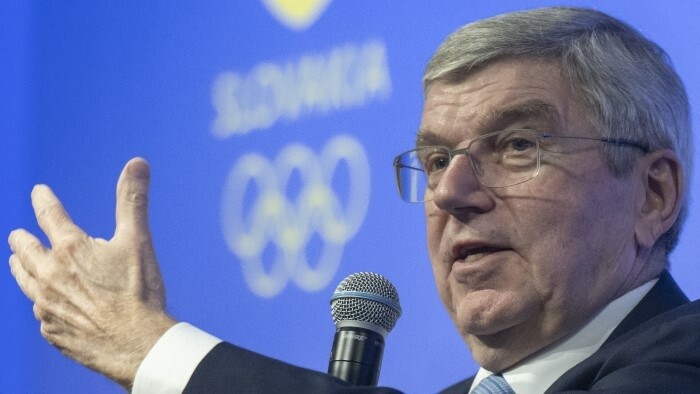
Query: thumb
114 157 152 240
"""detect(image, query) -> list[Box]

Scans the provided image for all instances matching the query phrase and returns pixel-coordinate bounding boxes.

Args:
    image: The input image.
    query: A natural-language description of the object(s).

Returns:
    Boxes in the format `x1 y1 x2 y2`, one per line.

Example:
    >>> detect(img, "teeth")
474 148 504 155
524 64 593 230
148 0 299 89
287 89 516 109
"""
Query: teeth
463 252 489 263
458 246 498 263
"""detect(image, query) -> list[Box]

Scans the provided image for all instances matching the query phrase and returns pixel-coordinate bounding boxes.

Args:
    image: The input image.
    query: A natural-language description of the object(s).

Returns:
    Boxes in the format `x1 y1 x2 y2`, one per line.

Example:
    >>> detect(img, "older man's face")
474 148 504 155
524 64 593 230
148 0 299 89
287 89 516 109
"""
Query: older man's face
421 58 647 371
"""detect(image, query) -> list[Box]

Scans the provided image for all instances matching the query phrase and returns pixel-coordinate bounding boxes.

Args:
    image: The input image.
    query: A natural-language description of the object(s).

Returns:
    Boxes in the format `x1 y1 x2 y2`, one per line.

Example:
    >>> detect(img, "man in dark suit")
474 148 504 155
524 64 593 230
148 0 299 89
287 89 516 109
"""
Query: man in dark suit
8 6 700 393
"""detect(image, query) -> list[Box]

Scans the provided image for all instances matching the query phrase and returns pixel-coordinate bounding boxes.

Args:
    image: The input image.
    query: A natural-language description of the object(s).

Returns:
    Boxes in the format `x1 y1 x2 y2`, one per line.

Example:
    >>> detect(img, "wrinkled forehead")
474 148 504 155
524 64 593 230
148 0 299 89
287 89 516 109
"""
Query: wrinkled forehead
416 99 560 147
417 59 583 148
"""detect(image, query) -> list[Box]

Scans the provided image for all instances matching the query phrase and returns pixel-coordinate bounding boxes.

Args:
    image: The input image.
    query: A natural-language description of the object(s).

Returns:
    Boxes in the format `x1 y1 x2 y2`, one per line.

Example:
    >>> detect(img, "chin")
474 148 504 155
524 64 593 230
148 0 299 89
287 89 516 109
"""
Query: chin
464 331 526 373
451 296 526 336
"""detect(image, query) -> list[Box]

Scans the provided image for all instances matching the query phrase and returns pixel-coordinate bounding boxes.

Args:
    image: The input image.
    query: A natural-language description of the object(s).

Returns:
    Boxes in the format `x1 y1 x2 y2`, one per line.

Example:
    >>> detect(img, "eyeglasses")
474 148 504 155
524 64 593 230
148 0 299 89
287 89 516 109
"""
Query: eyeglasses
393 129 650 203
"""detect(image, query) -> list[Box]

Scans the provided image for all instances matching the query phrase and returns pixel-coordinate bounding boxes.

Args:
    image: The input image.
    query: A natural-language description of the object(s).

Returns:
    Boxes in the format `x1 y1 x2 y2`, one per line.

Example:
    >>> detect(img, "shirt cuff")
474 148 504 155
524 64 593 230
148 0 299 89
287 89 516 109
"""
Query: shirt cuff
132 322 222 394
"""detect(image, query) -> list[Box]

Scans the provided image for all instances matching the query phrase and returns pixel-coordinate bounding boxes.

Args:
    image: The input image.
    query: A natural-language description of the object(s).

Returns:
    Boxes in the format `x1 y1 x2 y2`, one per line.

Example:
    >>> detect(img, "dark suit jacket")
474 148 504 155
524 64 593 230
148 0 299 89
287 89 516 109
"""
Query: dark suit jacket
185 271 700 393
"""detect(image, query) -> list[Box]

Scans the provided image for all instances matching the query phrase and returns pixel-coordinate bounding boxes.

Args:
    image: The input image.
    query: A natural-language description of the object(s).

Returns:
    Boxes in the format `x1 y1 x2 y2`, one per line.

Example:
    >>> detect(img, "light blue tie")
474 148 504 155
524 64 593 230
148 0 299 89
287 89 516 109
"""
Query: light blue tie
471 374 515 394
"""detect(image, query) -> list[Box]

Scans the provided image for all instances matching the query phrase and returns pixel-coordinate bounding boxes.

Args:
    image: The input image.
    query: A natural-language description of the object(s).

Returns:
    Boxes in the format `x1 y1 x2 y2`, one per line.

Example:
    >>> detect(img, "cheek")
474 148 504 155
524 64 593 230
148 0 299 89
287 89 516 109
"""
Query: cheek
450 257 543 335
425 204 446 262
511 177 635 306
425 205 454 309
431 263 455 317
507 197 588 299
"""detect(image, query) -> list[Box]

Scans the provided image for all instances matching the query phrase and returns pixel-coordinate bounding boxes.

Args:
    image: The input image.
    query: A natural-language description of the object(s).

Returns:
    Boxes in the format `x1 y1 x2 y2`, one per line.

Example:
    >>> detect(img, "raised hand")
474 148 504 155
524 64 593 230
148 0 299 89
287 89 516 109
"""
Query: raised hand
8 157 176 388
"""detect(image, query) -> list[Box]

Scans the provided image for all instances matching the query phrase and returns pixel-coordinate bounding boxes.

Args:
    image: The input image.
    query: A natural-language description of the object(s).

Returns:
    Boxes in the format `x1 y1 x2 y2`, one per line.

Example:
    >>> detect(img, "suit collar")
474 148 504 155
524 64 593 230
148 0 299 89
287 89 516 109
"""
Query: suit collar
603 270 689 345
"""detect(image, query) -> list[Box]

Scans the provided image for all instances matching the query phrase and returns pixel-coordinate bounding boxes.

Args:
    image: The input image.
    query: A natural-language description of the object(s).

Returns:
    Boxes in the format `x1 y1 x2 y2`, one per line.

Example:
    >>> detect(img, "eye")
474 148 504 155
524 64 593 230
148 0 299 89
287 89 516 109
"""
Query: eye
495 131 537 154
492 131 539 169
422 150 451 174
510 138 536 152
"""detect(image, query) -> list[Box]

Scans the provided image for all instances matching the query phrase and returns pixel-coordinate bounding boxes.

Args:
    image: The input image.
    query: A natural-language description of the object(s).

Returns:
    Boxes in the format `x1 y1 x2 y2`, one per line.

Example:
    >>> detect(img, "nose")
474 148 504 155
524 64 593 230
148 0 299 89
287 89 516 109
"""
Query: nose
431 154 495 215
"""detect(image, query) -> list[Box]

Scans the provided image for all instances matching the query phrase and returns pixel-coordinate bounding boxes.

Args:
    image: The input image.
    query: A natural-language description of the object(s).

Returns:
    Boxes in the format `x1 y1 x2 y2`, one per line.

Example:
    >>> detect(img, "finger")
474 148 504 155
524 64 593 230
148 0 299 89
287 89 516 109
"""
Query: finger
114 157 152 240
9 253 39 301
31 185 81 247
8 228 49 277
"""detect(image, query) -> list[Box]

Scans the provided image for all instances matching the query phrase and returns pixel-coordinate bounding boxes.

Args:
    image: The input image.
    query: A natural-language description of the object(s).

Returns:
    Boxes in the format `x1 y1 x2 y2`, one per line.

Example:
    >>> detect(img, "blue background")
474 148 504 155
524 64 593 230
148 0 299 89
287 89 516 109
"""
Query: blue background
3 1 700 392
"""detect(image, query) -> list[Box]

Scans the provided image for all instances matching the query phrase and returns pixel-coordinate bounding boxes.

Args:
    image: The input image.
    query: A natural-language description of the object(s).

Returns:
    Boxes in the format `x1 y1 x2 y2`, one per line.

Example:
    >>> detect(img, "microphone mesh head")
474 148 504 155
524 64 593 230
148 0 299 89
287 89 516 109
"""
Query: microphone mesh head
330 272 401 333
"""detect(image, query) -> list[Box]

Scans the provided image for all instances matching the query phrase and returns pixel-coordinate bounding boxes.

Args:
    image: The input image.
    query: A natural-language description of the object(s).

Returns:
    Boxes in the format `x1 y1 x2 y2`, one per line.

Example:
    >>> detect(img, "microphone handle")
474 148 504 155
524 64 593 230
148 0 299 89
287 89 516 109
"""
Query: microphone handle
328 326 385 386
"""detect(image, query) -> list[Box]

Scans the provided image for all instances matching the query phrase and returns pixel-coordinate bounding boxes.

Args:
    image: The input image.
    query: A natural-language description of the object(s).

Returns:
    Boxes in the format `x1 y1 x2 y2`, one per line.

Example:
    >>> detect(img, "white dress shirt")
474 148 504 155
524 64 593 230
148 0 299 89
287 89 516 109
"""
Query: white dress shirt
132 323 221 394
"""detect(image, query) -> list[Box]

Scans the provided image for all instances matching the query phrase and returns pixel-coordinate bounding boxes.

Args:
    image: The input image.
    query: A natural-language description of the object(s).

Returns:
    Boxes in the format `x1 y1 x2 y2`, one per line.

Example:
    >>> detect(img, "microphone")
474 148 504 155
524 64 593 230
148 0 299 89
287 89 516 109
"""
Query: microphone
328 272 402 386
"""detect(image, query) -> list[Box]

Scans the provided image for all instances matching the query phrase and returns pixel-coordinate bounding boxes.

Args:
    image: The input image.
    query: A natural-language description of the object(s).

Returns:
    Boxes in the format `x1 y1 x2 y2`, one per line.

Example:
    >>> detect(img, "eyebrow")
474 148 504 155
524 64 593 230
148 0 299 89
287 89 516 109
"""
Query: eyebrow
416 99 560 147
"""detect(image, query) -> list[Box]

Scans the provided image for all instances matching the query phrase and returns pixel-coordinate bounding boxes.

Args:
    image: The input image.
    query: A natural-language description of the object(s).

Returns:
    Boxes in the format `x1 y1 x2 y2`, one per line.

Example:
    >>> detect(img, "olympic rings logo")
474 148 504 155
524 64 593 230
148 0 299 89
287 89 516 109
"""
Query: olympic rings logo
221 135 370 297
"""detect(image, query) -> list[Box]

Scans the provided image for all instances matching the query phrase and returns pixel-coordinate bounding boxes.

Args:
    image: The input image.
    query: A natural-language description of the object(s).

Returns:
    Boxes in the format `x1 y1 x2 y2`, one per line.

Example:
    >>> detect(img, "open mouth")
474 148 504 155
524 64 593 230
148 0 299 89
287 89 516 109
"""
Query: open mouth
455 246 507 264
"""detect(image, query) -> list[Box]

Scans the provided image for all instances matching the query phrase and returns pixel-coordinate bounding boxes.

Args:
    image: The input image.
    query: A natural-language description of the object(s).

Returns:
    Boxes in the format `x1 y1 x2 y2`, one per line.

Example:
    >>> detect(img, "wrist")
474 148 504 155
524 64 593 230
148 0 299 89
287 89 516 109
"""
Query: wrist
116 311 178 390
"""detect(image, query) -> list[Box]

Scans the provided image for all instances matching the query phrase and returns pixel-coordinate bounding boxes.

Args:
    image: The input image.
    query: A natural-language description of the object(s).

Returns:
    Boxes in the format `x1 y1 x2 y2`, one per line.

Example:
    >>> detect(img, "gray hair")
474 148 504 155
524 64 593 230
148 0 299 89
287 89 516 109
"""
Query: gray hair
424 6 692 258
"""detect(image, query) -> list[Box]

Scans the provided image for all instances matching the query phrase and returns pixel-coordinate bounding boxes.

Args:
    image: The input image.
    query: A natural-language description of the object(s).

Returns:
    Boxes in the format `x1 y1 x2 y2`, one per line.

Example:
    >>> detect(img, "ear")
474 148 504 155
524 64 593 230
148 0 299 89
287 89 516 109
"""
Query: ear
634 149 684 250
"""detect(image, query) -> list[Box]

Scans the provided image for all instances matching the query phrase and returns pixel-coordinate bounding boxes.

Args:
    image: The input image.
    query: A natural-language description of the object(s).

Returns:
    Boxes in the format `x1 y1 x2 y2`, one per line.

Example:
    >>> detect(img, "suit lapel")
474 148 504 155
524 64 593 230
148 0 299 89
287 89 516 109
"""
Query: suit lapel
603 270 689 346
439 376 474 394
545 270 691 392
